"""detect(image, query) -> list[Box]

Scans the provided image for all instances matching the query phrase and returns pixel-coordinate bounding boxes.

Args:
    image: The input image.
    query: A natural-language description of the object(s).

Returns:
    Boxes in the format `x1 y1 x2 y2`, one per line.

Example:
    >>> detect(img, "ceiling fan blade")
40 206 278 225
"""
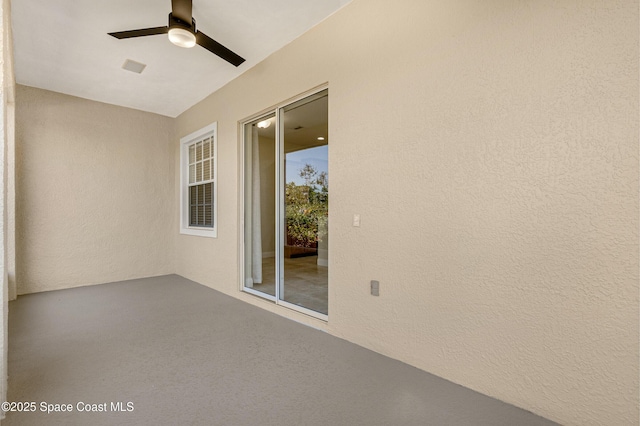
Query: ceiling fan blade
171 0 193 24
109 26 169 39
195 31 245 67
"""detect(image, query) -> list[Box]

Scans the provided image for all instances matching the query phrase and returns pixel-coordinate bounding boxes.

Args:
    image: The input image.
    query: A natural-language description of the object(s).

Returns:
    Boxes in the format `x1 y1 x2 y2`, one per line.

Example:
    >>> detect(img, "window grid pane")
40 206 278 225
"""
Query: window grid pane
196 162 203 181
196 141 203 162
204 205 212 225
204 182 212 204
203 140 210 159
203 159 210 181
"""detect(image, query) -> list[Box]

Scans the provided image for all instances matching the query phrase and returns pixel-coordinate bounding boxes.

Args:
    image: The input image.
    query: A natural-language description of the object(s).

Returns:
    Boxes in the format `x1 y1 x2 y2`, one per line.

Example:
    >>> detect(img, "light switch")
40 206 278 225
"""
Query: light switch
353 214 361 227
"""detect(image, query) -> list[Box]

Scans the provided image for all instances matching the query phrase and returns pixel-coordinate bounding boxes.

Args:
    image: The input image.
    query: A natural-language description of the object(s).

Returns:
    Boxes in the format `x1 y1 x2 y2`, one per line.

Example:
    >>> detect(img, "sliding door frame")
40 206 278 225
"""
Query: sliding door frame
239 84 329 321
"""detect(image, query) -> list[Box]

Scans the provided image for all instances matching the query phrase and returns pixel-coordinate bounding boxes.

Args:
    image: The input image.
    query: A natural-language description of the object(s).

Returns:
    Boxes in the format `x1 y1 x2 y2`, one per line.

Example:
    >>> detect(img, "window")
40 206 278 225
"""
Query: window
180 122 217 237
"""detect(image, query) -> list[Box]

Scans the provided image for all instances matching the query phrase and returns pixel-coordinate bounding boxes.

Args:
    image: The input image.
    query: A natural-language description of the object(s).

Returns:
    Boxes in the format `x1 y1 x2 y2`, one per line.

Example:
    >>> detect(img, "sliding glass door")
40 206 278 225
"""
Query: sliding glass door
243 89 328 319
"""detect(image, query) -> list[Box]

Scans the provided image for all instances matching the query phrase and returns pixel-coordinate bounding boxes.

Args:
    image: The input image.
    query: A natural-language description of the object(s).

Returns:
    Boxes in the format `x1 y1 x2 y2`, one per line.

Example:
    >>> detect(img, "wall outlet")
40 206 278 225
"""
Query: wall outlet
371 280 379 296
353 214 361 227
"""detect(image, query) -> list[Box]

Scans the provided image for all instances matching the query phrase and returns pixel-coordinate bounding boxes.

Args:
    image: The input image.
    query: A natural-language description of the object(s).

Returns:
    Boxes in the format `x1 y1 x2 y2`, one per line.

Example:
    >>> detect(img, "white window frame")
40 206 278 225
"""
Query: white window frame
180 122 218 238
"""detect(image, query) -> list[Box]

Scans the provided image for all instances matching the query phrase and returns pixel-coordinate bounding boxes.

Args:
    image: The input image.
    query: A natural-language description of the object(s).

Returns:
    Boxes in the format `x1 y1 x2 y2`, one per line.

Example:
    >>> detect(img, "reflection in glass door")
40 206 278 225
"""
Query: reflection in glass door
280 92 328 315
243 89 328 318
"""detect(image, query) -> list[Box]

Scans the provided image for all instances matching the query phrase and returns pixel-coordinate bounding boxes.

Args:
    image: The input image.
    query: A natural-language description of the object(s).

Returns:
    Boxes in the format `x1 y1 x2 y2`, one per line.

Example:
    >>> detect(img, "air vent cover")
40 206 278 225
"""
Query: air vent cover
122 59 146 74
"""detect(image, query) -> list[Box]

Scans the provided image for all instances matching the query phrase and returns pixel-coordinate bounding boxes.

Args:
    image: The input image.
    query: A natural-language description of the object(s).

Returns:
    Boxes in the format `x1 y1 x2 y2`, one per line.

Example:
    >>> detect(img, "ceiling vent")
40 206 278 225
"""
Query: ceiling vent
122 59 146 74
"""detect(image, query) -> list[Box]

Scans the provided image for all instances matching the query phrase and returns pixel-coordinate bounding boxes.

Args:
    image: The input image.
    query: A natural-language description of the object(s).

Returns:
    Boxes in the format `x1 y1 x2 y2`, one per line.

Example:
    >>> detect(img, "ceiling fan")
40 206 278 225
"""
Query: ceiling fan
108 0 245 67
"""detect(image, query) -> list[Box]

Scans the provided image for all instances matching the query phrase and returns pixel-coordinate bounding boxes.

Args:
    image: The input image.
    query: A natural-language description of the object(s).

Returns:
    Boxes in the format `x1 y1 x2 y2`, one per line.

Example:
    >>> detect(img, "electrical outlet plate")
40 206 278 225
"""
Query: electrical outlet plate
371 280 379 296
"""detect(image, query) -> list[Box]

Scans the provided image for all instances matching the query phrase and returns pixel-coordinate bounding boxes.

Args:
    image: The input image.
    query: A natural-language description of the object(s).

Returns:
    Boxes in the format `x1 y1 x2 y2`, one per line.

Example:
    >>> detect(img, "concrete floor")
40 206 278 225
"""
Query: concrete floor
5 275 557 426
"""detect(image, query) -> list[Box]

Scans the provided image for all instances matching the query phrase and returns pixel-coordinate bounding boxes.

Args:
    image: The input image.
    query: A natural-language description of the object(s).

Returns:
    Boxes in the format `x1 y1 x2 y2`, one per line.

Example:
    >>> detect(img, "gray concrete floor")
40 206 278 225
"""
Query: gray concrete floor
5 275 558 426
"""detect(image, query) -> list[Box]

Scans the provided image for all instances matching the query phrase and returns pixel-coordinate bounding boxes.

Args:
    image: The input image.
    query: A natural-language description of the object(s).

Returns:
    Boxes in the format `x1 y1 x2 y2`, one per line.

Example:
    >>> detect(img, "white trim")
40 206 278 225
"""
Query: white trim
238 121 246 292
276 105 284 303
180 122 218 238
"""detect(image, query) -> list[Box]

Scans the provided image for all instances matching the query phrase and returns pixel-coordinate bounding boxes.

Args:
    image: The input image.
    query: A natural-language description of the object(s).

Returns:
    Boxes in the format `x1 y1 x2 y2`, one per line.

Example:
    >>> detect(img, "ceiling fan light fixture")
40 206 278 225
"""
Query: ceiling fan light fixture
168 27 196 48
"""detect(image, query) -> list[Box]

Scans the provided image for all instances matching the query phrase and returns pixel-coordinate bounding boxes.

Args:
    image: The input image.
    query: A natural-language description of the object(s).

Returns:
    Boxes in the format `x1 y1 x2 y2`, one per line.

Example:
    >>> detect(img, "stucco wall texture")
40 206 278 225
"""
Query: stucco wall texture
14 1 638 425
173 1 638 425
15 85 175 294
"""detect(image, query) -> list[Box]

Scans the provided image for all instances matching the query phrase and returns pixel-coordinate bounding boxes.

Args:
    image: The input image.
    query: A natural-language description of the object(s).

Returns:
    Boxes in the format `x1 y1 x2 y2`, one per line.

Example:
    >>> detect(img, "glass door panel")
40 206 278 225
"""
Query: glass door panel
280 90 328 314
243 113 276 297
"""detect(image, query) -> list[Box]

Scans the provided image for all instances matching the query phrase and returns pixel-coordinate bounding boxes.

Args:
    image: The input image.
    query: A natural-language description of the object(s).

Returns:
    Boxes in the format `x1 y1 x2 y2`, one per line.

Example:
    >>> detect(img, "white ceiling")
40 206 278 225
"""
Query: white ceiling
11 0 351 117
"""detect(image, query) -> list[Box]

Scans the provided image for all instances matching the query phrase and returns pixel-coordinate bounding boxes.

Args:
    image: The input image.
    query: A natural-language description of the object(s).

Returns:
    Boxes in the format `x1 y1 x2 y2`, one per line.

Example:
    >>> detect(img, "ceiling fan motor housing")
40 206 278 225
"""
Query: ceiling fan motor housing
169 13 196 33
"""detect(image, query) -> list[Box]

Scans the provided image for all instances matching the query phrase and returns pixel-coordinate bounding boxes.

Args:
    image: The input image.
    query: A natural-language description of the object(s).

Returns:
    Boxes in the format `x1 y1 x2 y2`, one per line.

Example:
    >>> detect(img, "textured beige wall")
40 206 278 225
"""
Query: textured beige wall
174 1 639 425
16 85 175 294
